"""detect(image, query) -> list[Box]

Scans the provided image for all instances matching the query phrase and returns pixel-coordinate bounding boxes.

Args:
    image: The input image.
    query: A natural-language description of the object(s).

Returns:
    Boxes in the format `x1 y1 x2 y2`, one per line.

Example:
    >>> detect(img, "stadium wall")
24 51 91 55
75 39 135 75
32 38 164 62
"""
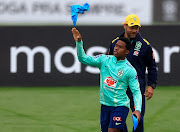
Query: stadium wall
0 26 179 86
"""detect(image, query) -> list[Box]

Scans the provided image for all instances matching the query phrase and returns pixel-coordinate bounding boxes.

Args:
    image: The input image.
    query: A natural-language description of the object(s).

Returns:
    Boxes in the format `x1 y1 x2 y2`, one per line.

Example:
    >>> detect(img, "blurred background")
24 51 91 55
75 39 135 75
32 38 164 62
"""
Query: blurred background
0 0 179 86
0 0 180 25
0 0 179 132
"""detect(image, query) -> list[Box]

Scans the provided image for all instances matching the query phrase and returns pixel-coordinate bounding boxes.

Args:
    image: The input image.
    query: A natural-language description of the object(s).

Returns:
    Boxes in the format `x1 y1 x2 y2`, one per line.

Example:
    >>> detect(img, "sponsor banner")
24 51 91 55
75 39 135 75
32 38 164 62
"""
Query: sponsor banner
154 0 180 22
0 26 179 86
0 0 152 25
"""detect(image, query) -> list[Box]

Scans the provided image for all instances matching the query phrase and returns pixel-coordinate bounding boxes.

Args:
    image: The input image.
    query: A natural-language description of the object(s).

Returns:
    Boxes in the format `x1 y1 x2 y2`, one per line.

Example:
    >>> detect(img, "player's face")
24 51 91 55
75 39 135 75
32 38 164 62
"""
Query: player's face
124 25 139 39
114 40 129 60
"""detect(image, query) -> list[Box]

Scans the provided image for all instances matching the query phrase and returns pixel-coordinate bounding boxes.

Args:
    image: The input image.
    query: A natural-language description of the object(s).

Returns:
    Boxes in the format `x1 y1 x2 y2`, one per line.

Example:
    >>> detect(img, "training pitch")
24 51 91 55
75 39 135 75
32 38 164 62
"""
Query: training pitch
0 86 179 132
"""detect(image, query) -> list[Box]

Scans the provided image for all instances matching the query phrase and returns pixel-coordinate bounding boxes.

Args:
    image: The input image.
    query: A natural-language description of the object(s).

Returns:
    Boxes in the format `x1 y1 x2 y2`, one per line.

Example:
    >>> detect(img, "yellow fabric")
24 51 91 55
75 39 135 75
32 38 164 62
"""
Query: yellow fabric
122 14 141 27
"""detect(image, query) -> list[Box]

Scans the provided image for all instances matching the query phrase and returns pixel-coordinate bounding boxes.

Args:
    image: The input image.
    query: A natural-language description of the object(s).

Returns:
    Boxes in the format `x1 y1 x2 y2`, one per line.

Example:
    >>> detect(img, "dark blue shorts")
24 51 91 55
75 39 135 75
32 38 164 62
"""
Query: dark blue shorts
100 104 129 132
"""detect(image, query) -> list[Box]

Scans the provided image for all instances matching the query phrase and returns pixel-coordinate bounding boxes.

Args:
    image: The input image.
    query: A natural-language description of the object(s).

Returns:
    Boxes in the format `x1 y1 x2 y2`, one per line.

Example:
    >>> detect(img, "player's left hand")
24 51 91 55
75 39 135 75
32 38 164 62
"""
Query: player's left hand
144 86 154 100
131 110 141 122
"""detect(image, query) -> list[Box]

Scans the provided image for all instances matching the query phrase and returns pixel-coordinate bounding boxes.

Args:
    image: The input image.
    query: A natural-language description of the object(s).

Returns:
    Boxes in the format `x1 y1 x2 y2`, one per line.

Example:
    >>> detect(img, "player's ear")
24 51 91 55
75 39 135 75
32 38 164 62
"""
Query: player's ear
126 50 129 55
123 24 127 29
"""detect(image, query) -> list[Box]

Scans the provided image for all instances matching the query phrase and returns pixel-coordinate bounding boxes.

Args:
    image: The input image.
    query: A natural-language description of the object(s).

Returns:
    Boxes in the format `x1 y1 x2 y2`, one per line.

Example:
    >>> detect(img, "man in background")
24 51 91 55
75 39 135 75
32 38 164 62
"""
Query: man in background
108 14 158 132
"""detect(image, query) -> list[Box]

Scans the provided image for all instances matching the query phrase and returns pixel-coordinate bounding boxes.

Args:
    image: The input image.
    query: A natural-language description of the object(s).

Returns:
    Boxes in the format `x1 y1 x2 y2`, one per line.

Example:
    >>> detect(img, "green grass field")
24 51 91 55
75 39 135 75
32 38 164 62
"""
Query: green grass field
0 86 179 132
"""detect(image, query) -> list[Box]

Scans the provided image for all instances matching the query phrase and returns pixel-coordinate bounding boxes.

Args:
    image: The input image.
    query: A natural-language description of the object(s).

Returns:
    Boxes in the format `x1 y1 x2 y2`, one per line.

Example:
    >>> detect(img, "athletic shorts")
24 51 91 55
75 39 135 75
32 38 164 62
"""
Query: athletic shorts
100 104 129 132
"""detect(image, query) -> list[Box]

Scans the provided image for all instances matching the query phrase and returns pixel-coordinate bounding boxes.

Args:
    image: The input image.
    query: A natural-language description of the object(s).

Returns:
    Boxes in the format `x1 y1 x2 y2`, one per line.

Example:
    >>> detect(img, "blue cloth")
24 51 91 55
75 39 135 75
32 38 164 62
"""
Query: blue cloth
132 114 139 130
70 3 89 27
124 88 145 132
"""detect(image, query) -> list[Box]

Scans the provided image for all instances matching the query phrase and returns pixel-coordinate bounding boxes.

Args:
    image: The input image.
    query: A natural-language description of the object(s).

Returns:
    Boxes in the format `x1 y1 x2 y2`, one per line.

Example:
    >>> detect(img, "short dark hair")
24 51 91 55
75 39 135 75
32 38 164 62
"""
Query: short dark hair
119 37 132 51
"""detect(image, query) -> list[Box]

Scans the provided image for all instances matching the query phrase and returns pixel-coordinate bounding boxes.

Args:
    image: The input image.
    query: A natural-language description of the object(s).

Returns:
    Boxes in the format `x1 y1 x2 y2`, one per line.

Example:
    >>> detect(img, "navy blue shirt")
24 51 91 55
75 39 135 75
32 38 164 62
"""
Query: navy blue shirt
108 32 157 91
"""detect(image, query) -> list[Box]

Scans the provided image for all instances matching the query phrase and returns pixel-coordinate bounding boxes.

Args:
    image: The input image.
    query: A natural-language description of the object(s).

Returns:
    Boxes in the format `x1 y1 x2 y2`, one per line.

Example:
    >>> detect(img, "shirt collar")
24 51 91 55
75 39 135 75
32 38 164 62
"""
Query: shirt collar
112 56 127 63
120 32 142 43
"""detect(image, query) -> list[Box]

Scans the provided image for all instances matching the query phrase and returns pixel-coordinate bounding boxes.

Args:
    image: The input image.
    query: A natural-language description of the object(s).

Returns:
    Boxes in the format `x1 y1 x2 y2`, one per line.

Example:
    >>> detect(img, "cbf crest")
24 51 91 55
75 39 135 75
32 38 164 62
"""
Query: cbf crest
118 70 124 77
133 41 142 56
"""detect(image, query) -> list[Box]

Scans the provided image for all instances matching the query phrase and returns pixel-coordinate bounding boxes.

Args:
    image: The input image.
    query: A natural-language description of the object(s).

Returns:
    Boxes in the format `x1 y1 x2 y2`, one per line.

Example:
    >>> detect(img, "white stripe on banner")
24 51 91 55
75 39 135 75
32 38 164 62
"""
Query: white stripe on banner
0 0 152 25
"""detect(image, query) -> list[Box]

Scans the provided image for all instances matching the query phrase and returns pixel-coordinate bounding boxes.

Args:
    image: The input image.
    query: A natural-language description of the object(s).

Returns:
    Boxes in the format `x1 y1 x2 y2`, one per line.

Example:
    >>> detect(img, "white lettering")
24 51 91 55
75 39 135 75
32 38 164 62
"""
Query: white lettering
10 45 179 74
164 46 180 73
10 46 51 73
152 47 160 63
54 46 80 74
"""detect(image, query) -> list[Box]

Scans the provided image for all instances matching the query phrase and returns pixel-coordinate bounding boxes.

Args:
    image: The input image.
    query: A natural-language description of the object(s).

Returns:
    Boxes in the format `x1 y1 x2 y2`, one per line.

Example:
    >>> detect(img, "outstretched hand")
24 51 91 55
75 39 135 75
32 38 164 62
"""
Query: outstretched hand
72 28 82 42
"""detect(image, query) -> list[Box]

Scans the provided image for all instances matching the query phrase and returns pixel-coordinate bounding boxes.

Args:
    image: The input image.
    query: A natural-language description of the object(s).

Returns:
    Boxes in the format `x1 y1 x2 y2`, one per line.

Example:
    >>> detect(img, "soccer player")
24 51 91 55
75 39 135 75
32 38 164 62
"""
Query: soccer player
72 27 142 132
108 14 158 132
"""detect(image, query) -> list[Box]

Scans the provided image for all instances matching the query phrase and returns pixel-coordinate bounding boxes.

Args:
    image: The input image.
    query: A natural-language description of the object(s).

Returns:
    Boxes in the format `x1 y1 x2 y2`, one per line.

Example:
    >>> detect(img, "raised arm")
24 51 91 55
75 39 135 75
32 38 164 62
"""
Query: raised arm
71 28 104 68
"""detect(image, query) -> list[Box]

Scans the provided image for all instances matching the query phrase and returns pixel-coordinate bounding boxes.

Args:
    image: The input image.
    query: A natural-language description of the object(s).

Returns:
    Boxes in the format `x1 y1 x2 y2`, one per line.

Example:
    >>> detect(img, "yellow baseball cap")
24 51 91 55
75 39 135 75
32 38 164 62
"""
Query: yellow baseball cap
122 14 141 27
